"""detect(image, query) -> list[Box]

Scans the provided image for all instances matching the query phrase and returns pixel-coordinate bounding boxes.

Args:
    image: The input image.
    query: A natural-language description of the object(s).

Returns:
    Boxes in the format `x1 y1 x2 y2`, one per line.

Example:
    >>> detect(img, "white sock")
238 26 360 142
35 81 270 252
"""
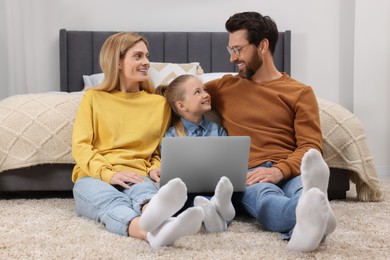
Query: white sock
324 205 337 235
139 178 187 232
286 188 329 252
211 176 235 221
147 207 204 248
194 196 226 233
300 148 330 194
300 148 337 235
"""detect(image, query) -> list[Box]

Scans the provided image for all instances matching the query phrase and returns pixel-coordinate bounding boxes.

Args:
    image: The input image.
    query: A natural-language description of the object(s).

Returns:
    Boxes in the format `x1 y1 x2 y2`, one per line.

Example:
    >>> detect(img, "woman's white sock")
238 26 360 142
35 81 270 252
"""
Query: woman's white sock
139 178 187 232
147 207 204 248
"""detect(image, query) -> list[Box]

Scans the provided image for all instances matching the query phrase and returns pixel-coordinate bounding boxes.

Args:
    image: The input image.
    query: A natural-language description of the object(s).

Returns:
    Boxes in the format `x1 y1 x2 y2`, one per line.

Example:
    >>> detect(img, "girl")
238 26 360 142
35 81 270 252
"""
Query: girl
71 33 204 248
154 74 235 233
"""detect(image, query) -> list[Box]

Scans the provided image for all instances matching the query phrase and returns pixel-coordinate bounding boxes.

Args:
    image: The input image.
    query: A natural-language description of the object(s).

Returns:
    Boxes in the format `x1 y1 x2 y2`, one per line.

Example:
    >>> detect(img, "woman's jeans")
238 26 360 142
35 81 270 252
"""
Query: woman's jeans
232 161 302 239
72 176 158 236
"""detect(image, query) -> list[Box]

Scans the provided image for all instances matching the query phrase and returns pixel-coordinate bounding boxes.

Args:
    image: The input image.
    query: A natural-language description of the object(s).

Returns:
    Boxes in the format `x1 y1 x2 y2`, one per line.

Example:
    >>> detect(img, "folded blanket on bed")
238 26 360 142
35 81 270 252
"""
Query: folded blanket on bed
0 92 383 201
0 92 82 170
317 98 383 202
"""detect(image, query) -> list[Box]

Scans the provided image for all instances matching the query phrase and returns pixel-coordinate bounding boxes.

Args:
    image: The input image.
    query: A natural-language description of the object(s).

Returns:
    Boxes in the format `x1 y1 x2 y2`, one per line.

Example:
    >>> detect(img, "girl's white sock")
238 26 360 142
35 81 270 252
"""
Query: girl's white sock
211 176 235 221
194 177 235 233
194 196 226 232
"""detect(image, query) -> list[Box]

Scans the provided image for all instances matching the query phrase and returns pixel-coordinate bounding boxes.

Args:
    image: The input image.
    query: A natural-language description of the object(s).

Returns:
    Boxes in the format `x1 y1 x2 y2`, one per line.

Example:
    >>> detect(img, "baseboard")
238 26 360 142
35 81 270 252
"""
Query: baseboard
376 165 390 177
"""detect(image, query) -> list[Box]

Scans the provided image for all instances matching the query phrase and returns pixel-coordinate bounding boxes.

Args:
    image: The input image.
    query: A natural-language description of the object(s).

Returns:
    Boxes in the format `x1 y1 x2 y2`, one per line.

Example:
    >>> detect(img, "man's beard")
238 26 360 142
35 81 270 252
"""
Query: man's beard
238 52 263 79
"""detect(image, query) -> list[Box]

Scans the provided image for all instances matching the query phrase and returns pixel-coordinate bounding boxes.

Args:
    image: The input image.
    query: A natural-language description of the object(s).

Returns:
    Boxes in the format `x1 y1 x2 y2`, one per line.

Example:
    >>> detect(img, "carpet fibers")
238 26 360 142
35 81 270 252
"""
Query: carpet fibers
0 179 389 260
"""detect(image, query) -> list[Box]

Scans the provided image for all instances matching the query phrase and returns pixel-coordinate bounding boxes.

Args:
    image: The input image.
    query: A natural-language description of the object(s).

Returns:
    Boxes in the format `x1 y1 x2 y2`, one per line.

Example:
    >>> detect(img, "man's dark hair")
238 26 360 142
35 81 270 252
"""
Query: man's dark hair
225 12 279 55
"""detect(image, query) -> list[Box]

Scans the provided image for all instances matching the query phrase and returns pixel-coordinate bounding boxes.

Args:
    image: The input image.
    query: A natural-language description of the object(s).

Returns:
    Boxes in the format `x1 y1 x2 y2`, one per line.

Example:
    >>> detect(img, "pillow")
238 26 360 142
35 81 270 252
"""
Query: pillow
82 62 203 89
83 73 104 88
199 72 237 83
148 62 202 87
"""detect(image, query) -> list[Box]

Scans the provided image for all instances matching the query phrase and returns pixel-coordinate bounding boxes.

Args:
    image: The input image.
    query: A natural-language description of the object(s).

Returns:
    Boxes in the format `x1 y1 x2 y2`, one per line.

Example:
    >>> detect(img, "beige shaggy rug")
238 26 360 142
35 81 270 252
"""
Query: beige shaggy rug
0 179 389 260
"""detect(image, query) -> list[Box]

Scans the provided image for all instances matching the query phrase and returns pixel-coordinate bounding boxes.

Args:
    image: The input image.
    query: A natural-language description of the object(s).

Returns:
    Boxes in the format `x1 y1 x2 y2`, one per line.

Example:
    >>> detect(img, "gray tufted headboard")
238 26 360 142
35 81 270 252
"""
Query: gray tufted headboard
59 29 291 92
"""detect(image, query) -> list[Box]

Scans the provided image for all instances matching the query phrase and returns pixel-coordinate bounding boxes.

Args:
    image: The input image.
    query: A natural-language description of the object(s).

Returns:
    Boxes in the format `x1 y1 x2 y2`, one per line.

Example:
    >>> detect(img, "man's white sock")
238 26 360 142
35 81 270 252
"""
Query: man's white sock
300 148 330 194
300 148 337 235
286 188 329 252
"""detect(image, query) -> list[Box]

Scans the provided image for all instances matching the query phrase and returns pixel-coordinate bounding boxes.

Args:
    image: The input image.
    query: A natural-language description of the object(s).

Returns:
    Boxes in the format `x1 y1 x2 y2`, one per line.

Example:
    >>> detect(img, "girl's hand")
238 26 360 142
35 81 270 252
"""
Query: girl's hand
148 168 161 183
110 171 144 189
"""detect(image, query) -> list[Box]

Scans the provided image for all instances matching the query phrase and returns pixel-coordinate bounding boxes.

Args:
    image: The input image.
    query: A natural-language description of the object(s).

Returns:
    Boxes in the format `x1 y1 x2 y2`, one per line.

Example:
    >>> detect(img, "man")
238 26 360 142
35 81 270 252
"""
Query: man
205 11 336 252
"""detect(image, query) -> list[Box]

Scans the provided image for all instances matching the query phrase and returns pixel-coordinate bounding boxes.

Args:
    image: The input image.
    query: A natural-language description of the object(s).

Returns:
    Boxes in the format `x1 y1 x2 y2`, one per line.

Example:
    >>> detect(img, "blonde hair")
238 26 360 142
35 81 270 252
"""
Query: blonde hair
155 74 196 137
96 32 154 93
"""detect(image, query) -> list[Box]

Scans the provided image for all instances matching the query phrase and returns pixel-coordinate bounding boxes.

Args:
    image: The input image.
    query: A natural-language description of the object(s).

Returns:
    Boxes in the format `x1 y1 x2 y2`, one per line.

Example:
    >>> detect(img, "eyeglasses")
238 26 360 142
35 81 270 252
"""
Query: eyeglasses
226 43 250 56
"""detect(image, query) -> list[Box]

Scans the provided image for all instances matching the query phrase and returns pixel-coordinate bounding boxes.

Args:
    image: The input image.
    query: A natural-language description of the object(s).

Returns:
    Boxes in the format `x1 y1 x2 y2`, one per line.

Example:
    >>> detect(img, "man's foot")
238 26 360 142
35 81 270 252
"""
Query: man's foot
300 149 336 235
286 188 329 252
301 149 329 194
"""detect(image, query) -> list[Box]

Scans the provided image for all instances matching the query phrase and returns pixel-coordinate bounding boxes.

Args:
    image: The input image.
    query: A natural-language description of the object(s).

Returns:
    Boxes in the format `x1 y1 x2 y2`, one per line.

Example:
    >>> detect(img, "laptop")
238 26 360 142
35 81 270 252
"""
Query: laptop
160 136 250 193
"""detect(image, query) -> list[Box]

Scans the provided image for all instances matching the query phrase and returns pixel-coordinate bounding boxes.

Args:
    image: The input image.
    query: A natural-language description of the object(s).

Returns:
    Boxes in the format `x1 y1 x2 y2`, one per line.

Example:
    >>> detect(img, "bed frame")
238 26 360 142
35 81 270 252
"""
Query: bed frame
59 30 291 92
0 29 349 199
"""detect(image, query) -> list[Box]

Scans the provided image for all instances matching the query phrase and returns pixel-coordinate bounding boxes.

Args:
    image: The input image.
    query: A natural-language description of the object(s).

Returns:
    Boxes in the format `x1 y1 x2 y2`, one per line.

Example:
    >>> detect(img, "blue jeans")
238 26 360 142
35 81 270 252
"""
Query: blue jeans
232 161 302 239
72 176 158 236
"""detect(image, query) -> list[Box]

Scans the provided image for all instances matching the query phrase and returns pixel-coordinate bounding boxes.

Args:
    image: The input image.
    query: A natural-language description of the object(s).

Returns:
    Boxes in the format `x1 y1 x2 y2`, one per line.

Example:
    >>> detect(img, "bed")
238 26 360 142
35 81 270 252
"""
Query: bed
0 29 383 202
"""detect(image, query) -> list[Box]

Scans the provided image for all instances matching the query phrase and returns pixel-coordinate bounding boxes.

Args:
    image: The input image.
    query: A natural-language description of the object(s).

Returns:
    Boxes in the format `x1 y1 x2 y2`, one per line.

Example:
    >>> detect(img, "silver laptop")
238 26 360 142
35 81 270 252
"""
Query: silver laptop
160 136 250 193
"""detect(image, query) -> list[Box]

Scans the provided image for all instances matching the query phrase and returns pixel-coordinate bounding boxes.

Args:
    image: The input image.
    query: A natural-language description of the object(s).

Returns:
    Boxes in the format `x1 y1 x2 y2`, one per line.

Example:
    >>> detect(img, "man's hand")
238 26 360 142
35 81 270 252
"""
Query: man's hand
246 167 284 186
148 168 161 182
110 171 144 189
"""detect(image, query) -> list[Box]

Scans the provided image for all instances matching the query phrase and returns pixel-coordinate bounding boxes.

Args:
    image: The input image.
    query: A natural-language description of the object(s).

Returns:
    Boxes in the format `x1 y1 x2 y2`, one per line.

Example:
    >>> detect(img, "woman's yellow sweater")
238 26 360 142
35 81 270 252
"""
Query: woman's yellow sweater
71 89 171 183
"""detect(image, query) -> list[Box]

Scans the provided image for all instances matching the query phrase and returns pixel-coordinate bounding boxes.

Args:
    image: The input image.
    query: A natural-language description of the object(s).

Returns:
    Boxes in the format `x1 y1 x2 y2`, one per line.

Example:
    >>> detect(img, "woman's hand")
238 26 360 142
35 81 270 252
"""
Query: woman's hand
110 171 144 189
148 168 161 183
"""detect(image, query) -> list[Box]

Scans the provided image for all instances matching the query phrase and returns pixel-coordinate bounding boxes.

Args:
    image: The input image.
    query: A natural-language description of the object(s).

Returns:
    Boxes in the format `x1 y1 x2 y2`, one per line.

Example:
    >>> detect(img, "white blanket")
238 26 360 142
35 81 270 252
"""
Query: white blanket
317 98 383 201
0 92 383 201
0 91 82 169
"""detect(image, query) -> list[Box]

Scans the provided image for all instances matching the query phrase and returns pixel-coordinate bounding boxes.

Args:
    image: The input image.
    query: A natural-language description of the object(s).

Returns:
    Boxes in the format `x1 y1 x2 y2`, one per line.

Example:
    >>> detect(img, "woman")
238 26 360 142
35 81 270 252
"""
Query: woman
71 32 204 248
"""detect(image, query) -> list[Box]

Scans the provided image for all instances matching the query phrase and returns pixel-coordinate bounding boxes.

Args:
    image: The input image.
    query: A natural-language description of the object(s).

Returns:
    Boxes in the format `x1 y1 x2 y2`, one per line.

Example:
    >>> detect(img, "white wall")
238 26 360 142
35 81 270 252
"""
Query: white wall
0 0 8 97
1 0 342 101
1 0 389 175
354 0 390 176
